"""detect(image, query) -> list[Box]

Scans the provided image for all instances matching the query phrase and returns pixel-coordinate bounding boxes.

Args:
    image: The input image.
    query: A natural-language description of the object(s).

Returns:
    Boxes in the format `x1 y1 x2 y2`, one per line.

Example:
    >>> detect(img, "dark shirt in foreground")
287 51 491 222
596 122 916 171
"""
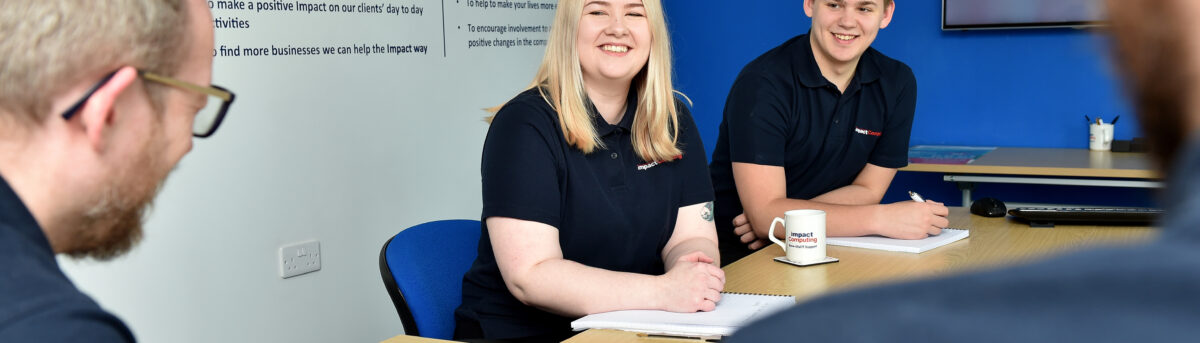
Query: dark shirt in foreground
0 174 134 342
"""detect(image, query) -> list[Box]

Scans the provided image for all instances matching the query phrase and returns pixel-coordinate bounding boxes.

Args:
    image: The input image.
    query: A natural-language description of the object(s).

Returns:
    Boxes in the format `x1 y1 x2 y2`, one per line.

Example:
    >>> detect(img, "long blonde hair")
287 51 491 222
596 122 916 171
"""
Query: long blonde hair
491 0 686 162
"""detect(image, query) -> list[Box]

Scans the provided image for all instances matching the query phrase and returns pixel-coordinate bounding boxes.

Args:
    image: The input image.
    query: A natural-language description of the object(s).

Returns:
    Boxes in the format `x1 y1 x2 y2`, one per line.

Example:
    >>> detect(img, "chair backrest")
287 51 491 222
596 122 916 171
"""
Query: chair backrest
379 219 481 339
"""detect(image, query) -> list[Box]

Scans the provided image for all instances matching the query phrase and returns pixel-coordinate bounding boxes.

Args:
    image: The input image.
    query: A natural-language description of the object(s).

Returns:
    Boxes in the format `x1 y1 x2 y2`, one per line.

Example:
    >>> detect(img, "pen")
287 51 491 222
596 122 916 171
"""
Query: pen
1111 115 1120 125
908 191 926 203
1085 115 1091 124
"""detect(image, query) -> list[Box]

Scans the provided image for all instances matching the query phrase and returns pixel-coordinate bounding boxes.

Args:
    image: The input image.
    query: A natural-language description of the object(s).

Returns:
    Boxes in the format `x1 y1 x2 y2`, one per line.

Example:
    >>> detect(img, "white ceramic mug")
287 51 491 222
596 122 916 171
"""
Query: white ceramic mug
1089 123 1114 151
768 210 826 264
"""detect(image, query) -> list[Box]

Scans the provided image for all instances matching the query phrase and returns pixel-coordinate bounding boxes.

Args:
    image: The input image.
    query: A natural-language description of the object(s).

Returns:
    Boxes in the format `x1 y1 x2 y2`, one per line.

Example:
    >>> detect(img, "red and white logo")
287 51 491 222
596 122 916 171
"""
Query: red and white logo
637 155 683 171
854 127 882 137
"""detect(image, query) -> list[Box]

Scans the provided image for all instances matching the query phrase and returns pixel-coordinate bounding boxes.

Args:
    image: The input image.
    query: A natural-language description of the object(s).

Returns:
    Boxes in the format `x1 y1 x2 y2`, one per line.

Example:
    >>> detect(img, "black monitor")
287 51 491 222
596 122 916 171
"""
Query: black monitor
942 0 1107 31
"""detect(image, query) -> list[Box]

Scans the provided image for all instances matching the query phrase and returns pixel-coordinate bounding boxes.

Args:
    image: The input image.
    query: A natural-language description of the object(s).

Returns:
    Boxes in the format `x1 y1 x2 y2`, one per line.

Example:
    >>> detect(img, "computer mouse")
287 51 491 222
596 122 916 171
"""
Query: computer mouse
971 197 1007 217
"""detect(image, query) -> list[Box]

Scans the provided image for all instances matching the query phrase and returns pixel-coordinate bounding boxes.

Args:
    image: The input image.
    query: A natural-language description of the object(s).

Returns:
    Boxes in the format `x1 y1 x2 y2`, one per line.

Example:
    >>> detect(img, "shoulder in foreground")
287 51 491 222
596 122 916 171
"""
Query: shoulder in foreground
0 291 135 342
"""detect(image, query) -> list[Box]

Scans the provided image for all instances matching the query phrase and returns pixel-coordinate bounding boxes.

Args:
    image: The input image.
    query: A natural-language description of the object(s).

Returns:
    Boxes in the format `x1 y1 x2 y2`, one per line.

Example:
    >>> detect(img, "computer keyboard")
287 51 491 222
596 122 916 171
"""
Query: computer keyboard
1007 207 1164 225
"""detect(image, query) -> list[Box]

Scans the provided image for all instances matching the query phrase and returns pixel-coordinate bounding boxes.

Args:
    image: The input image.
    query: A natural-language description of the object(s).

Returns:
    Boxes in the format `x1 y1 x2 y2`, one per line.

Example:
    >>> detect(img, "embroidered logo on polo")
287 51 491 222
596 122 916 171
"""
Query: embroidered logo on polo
854 127 883 137
637 155 683 171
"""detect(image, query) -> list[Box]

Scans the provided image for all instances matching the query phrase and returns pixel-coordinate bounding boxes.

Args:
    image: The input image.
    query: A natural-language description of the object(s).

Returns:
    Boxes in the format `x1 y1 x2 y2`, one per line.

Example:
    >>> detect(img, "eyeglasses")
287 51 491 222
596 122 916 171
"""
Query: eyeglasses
60 69 236 138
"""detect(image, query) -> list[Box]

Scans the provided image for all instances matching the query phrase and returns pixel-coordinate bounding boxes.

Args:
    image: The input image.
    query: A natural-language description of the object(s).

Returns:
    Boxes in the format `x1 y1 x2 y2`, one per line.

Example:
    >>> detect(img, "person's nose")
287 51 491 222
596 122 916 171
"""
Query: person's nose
604 14 629 37
837 11 856 30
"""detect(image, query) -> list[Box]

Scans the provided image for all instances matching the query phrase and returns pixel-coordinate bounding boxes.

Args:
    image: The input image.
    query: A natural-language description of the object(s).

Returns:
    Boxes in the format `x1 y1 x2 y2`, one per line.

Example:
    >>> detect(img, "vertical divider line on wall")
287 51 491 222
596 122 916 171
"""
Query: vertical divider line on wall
442 0 448 57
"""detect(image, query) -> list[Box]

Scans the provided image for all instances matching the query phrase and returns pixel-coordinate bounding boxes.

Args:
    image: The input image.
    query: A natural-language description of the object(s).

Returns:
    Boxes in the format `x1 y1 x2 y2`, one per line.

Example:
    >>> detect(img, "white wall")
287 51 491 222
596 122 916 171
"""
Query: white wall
59 1 553 341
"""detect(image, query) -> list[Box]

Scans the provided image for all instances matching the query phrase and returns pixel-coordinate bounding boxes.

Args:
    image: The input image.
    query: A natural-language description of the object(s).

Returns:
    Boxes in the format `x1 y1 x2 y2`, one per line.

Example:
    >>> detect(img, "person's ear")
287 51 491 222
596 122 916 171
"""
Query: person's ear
880 1 895 29
803 0 815 18
75 67 139 151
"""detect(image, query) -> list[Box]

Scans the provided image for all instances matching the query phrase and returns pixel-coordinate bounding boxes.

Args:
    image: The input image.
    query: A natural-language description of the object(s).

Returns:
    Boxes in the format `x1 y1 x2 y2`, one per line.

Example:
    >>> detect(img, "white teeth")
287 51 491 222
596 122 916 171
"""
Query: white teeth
602 45 629 53
834 34 855 41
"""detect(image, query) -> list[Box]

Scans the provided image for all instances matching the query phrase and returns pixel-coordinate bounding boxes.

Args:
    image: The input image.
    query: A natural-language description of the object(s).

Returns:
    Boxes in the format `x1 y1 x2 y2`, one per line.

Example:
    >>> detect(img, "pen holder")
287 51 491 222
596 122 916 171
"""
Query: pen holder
1089 123 1114 151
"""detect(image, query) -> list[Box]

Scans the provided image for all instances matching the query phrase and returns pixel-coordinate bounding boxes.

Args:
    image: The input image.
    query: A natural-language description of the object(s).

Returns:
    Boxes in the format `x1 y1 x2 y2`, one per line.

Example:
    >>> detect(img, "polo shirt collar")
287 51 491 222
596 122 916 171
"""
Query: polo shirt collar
0 172 54 258
586 88 638 137
795 33 882 89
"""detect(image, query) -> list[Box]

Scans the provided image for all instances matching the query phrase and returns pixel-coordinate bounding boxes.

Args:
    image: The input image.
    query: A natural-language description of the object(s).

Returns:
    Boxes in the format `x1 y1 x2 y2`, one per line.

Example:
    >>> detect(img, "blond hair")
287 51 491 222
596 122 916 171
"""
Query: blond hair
0 0 190 125
493 0 686 162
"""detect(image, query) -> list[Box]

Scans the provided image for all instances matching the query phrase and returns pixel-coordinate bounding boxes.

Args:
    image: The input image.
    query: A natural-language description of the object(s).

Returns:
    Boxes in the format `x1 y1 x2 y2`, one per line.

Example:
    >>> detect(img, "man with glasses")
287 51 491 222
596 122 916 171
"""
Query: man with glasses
0 0 231 341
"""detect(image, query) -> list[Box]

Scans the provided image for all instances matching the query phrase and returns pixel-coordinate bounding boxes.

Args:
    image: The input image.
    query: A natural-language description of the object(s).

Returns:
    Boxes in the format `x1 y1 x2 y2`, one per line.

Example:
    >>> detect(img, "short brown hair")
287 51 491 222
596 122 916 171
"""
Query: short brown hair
0 0 191 125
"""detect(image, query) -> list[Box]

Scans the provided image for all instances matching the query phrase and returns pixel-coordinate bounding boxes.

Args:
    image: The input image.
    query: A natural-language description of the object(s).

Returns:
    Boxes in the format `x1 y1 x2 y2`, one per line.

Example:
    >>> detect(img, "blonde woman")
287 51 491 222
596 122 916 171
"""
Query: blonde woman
454 0 724 341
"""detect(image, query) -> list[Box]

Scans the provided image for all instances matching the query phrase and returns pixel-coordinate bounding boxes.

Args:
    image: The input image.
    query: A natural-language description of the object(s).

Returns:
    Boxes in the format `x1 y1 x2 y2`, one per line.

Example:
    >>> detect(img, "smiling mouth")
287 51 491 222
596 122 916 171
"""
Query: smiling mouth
833 33 858 42
600 44 629 53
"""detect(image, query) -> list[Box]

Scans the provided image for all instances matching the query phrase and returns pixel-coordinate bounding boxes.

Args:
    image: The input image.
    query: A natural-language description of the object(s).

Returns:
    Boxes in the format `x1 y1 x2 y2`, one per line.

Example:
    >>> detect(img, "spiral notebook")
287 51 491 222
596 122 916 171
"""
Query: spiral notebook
570 292 795 337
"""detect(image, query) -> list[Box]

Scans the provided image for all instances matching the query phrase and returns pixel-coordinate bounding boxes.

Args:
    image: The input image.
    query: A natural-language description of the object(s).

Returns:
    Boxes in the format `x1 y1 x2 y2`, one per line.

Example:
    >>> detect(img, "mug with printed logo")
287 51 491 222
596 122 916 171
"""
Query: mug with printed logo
768 209 827 264
1090 123 1114 151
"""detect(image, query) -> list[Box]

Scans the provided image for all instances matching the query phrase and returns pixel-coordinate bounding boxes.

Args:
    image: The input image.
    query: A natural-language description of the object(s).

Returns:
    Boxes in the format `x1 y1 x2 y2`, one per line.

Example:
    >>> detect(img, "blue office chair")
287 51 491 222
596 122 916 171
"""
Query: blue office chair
379 219 481 339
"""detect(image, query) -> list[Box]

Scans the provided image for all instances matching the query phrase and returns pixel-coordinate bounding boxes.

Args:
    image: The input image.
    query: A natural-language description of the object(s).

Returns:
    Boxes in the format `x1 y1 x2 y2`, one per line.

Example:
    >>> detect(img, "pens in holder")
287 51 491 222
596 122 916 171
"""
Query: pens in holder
1085 115 1092 124
908 191 926 203
1111 115 1120 125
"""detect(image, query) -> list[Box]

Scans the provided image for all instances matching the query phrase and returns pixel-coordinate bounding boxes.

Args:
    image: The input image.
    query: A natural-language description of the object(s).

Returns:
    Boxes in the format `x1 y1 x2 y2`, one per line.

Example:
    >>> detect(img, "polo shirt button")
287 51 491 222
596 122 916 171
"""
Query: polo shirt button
834 119 840 124
611 152 619 159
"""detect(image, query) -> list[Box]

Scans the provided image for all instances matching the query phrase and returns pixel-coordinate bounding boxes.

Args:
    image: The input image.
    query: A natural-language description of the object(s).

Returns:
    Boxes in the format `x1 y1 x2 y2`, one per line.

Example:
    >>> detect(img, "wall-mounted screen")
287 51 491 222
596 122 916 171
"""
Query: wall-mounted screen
942 0 1106 30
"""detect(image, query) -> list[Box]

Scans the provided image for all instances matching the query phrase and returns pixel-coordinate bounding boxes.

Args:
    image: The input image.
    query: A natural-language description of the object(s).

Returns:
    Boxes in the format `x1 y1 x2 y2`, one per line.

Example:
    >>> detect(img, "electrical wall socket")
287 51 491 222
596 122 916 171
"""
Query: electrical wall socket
279 240 321 279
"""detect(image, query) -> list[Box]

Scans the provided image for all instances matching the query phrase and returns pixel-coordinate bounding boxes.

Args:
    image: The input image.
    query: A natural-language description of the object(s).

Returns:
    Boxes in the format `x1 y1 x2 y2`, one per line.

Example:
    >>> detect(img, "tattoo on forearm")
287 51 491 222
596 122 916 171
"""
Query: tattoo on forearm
701 202 714 222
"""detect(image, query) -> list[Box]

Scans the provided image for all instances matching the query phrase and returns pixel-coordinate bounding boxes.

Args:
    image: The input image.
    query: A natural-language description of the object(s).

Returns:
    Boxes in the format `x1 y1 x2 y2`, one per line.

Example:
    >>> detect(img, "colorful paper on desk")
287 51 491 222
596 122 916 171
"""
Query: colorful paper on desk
908 146 996 165
827 229 970 253
570 293 795 337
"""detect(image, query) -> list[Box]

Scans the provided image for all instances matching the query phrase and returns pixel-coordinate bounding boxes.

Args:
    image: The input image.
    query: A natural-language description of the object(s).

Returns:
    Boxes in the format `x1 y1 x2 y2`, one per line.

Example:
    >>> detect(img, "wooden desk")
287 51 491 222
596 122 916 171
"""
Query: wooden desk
562 208 1157 343
900 147 1161 205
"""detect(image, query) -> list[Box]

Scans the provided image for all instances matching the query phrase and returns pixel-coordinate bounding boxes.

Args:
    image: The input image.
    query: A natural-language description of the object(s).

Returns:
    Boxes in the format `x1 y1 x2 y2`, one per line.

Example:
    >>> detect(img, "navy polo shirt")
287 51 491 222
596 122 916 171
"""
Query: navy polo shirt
0 174 135 342
455 88 715 339
709 33 917 264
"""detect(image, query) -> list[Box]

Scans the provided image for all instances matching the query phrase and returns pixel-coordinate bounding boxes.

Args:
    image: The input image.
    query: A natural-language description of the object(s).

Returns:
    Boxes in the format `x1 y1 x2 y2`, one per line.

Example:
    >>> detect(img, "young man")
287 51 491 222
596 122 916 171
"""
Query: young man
710 0 948 264
0 0 231 341
729 0 1200 340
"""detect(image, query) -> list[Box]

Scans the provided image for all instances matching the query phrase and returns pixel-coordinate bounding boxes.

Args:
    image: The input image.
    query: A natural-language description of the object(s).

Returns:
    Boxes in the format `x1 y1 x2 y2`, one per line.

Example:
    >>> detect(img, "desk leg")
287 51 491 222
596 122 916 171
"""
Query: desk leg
957 182 975 207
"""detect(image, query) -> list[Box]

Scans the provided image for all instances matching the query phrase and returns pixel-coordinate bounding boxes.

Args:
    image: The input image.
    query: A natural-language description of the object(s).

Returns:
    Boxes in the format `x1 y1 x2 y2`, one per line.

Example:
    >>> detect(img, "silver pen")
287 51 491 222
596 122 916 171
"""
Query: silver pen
908 191 926 203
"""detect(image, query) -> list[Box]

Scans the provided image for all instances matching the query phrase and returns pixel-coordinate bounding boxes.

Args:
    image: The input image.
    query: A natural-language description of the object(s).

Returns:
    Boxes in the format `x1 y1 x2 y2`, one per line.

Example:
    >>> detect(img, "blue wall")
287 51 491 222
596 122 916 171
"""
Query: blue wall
664 0 1156 207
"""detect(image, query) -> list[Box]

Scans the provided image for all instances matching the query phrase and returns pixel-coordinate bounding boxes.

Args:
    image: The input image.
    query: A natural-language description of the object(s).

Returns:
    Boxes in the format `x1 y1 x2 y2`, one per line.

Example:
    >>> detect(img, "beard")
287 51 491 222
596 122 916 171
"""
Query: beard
63 135 171 261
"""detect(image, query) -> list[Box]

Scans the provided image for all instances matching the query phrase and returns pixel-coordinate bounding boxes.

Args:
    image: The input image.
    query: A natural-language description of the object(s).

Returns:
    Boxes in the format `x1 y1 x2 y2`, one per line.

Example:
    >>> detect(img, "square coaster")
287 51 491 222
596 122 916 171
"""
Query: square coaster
773 256 839 267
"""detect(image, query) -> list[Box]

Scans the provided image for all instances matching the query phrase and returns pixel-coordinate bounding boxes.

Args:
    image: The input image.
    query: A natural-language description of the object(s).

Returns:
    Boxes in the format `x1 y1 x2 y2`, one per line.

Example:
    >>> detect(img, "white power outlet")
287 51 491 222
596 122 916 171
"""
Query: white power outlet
279 240 321 279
